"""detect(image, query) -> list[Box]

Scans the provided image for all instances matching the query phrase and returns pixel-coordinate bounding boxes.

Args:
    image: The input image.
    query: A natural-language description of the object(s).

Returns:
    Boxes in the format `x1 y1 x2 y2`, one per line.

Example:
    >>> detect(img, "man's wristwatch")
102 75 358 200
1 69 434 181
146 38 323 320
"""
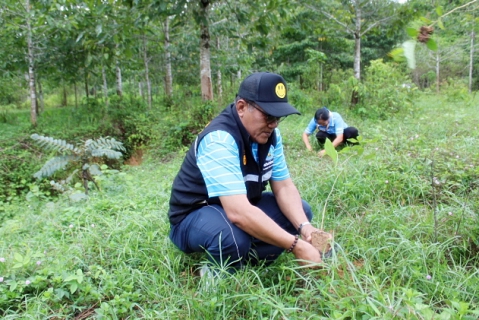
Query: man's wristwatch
298 221 311 236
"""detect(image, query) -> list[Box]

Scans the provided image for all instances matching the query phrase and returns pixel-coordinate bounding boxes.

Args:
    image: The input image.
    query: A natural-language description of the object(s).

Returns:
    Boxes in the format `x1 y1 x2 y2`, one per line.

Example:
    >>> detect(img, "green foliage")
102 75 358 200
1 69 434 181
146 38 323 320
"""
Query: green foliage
286 87 314 113
316 68 355 107
0 104 17 124
323 138 338 165
31 134 125 195
440 78 472 103
1 94 479 318
0 131 51 205
355 59 417 119
0 77 24 106
30 134 80 155
149 99 218 158
0 92 218 204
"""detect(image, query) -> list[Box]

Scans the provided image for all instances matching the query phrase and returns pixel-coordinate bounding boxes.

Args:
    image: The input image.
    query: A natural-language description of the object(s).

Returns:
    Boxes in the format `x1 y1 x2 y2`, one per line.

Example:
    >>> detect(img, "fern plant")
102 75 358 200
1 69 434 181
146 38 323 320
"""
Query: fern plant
31 134 126 195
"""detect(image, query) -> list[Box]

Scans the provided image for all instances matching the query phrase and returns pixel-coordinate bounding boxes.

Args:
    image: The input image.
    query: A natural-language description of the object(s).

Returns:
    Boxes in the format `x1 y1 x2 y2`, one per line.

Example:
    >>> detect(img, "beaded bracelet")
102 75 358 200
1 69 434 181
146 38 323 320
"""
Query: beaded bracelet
286 234 299 253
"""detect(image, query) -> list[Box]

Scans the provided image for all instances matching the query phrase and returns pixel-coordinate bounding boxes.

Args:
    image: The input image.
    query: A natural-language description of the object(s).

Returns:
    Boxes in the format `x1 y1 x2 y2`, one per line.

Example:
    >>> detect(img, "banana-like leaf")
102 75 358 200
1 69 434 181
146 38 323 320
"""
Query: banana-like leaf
324 139 338 165
402 40 416 69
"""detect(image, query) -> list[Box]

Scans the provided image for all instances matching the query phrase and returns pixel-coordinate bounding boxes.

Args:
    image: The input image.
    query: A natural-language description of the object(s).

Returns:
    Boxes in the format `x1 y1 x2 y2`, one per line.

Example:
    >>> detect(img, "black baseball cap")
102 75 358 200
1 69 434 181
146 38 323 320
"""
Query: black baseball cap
238 72 300 117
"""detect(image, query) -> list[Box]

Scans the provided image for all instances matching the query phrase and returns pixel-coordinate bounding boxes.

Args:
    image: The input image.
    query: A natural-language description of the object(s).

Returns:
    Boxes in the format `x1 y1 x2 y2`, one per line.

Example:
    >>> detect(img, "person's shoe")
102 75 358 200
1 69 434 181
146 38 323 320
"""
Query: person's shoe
198 264 217 292
199 264 213 277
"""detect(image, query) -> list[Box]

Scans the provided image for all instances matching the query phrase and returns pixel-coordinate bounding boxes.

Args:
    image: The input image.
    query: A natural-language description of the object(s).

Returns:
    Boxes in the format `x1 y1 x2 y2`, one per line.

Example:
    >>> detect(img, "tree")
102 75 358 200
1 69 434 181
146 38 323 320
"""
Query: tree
1 0 50 125
303 0 405 81
198 0 214 101
395 0 479 91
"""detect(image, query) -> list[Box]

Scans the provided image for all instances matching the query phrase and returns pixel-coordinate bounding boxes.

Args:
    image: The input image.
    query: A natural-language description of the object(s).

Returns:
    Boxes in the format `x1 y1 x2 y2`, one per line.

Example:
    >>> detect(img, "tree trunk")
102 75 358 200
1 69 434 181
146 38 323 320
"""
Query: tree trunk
142 35 152 109
413 68 419 89
319 63 323 91
353 0 361 81
469 30 475 94
37 77 44 112
199 0 213 101
74 82 78 108
62 80 67 107
216 37 223 100
351 32 361 106
26 0 37 126
84 70 89 99
102 64 108 106
436 49 440 94
353 32 361 81
164 17 173 98
116 59 122 97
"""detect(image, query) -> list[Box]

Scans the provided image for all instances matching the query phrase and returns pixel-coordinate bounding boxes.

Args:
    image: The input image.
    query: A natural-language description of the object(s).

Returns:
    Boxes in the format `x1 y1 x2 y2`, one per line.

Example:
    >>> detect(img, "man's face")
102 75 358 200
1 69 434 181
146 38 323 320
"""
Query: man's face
317 119 329 127
237 99 280 144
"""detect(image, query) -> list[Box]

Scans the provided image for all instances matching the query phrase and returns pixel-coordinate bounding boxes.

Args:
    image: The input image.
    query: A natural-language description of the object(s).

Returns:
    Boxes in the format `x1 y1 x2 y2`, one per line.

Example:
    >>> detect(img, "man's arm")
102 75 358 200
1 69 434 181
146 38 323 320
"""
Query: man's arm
302 132 313 151
331 133 344 148
303 118 317 151
270 178 320 241
271 178 323 262
219 192 322 264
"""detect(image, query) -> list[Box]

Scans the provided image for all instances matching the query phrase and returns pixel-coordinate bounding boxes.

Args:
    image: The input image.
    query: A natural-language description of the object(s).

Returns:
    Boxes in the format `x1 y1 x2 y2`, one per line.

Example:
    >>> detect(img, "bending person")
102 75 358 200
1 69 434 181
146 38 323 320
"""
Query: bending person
302 107 359 157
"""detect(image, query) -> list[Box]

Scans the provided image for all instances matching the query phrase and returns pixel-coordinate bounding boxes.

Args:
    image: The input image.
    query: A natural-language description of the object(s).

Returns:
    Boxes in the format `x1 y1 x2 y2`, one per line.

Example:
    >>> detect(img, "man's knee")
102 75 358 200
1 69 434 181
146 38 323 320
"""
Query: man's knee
207 228 251 263
316 132 327 145
345 127 359 139
302 200 313 221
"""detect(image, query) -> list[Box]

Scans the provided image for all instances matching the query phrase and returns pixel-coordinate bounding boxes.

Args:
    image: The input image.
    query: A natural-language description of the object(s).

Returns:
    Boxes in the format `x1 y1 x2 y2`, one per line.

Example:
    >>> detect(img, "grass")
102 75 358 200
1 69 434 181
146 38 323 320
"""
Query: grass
1 93 479 319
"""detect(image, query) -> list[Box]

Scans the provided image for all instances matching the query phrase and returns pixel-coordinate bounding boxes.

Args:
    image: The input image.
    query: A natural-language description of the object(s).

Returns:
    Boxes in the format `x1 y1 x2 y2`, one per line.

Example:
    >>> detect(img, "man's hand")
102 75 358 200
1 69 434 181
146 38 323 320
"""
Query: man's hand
292 239 323 266
318 150 325 157
299 223 322 243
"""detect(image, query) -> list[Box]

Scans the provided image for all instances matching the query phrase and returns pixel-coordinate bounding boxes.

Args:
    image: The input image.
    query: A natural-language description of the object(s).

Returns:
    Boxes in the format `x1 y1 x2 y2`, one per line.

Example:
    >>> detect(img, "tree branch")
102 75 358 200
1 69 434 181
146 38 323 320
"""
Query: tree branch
304 4 354 35
360 15 396 36
436 0 479 22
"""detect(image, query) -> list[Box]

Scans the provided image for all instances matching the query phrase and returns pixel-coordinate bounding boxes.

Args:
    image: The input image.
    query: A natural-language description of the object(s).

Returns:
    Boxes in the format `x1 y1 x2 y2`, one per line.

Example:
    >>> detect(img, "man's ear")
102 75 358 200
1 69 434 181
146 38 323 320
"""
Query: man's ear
236 99 248 118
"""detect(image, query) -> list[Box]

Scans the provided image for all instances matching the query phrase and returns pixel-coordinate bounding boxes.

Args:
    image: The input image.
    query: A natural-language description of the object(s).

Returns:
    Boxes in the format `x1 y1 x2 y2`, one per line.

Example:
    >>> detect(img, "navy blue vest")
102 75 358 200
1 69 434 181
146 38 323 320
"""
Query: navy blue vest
168 103 276 225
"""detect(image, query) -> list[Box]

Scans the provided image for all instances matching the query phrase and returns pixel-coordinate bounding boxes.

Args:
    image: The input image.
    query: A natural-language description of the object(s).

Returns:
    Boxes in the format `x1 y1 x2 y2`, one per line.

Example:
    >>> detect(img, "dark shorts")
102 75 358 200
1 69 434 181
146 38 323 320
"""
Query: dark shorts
316 127 359 145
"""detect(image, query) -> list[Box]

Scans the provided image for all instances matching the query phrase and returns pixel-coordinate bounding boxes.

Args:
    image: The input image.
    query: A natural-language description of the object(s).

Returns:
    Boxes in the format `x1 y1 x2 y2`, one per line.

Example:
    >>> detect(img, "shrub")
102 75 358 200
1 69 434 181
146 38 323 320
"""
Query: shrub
31 134 125 195
440 78 472 103
356 59 417 119
287 86 314 113
148 100 218 158
0 104 17 124
0 136 49 204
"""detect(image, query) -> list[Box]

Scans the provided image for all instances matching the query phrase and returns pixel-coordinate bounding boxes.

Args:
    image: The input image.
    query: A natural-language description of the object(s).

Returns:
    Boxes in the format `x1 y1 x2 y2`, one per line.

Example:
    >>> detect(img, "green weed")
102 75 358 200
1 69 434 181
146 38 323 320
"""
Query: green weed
0 93 479 318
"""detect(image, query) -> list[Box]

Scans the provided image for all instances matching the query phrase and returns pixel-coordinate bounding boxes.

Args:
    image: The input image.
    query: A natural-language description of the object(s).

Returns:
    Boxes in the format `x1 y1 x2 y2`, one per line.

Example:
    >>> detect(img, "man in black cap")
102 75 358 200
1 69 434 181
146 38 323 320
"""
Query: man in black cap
168 72 324 274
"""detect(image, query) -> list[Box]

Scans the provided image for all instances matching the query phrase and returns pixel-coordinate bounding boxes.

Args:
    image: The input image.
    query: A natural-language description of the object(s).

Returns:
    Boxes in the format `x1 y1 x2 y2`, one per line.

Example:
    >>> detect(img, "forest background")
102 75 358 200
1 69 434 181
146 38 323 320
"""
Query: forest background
1 0 479 318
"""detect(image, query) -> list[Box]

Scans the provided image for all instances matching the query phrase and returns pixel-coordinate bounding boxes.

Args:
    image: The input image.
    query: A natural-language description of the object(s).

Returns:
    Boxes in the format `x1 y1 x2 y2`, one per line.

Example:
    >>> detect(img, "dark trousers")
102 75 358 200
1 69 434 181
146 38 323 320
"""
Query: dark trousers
316 127 359 146
169 192 313 270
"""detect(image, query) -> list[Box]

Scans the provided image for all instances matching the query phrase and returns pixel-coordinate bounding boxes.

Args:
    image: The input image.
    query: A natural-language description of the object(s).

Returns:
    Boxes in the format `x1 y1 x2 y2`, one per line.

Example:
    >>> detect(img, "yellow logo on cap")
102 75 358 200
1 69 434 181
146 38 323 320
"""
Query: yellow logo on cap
275 83 286 98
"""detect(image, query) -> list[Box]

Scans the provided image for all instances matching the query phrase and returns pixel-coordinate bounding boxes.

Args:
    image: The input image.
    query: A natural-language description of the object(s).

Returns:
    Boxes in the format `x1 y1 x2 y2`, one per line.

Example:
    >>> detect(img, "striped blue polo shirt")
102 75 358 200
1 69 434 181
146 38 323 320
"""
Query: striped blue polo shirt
197 128 290 197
